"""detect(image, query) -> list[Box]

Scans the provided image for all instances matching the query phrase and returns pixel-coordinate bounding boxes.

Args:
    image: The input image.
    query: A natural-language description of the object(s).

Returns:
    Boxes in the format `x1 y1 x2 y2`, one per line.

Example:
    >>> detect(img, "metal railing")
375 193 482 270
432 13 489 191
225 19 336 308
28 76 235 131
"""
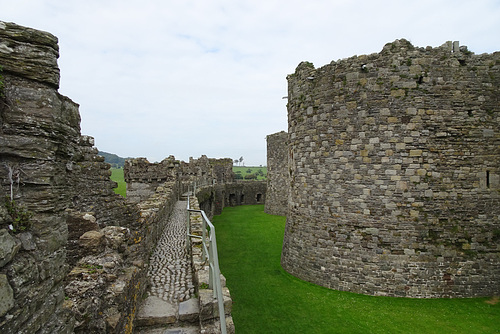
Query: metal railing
186 194 227 334
180 178 216 197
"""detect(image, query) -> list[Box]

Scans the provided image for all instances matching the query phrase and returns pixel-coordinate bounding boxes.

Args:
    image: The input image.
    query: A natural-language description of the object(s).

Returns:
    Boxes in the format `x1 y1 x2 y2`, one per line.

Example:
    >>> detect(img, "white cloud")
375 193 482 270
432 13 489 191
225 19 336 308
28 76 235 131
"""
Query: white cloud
1 0 499 165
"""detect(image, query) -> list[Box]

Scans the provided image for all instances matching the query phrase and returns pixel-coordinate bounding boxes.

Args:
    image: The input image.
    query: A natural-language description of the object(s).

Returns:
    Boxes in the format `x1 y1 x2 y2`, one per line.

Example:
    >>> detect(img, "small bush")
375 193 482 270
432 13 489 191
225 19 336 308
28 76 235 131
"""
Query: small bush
4 197 33 233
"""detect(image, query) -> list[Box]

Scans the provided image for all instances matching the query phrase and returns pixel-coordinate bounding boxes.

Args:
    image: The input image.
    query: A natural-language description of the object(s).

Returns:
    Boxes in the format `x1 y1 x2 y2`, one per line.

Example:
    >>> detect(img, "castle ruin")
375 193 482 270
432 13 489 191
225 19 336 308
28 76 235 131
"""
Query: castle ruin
0 21 253 333
275 39 500 298
265 131 289 216
1 18 499 334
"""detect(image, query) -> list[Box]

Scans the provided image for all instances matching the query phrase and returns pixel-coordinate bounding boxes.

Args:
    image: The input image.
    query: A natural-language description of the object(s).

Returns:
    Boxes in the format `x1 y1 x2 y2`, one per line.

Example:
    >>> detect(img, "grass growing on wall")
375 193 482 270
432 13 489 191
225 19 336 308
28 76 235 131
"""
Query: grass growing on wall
212 205 500 334
110 168 126 197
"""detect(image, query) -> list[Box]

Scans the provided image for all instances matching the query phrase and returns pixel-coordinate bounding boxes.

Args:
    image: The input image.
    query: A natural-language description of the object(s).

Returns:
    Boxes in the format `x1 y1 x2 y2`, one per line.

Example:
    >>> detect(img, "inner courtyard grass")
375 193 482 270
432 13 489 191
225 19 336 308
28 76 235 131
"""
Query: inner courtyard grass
212 205 500 334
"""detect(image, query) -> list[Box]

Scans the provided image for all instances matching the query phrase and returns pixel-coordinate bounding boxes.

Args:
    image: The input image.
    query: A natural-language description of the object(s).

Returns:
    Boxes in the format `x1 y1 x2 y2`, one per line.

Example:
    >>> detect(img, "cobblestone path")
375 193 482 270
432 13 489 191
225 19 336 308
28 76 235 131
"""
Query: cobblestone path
147 201 195 303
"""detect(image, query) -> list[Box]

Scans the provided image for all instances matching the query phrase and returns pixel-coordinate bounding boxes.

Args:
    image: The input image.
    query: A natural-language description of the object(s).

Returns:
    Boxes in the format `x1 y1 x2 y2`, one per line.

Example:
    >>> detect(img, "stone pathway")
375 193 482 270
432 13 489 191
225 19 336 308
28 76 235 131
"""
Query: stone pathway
135 200 200 333
148 201 195 303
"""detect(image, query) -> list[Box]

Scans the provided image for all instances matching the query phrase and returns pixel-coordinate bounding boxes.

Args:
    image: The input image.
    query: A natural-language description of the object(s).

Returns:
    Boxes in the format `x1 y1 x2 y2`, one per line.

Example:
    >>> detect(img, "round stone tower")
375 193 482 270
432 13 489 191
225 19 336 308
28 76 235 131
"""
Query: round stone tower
281 39 500 297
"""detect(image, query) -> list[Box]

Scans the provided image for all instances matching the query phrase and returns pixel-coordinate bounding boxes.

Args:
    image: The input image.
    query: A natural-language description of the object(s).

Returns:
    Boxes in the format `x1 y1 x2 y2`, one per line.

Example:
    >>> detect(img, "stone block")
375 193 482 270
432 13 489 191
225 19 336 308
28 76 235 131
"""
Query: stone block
17 232 36 251
78 230 105 253
0 274 14 317
409 150 423 157
179 297 199 323
395 143 406 150
403 137 414 143
135 296 177 327
416 169 427 176
0 229 21 267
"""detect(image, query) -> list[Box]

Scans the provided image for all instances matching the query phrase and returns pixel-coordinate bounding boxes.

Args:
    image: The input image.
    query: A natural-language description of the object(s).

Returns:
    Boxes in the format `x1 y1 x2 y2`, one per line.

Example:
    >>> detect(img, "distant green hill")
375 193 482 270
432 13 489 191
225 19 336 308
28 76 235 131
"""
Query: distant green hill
98 151 129 168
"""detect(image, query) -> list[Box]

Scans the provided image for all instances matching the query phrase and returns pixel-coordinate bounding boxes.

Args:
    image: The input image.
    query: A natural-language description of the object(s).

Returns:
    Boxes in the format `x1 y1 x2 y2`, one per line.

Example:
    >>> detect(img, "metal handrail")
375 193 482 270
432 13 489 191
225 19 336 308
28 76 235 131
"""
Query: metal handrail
186 194 227 334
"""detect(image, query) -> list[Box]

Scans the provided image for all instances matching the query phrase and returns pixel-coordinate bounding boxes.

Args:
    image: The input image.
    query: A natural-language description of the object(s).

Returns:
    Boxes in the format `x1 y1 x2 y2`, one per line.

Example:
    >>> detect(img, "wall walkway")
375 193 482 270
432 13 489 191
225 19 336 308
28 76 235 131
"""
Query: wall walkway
134 194 235 334
135 201 199 333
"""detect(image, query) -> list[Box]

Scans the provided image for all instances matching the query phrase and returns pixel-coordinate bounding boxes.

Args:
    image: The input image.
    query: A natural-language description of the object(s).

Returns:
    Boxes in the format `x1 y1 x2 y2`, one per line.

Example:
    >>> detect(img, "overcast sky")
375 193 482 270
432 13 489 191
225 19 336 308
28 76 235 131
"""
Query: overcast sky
2 0 499 165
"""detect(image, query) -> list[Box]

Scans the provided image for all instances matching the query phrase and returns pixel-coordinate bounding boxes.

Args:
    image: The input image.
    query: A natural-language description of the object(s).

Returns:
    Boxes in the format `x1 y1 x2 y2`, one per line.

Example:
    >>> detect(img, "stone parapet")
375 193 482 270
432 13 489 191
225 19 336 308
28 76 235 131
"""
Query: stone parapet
0 19 170 334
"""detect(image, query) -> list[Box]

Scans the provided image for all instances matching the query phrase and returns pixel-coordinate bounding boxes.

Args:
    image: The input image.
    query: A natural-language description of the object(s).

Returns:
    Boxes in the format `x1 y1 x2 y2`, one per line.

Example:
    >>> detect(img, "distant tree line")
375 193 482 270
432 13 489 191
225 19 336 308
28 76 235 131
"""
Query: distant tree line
98 151 128 168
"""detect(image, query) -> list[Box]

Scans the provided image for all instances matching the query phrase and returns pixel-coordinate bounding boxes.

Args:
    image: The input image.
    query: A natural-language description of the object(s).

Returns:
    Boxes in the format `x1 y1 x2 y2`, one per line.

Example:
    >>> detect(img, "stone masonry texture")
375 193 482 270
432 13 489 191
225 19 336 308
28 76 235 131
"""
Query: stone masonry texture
280 39 500 298
0 21 77 333
265 131 289 216
0 21 149 333
124 155 235 204
0 20 236 333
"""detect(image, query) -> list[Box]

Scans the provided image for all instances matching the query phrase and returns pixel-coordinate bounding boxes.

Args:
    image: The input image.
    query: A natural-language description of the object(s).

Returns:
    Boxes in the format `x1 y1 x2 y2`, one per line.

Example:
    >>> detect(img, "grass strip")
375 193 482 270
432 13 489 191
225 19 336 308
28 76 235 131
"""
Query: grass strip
213 205 500 334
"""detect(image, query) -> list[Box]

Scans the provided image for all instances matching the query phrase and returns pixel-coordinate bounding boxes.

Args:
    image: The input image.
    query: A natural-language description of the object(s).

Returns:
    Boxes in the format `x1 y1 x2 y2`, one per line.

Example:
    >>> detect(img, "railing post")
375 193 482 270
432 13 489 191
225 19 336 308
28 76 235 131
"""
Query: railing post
186 196 191 255
201 216 207 262
210 225 227 333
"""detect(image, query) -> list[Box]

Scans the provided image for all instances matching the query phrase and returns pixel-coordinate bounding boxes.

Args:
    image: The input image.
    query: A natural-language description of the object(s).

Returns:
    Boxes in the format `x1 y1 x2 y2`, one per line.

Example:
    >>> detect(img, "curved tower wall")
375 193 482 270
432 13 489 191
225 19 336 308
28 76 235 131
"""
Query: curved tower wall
281 40 500 297
265 131 289 216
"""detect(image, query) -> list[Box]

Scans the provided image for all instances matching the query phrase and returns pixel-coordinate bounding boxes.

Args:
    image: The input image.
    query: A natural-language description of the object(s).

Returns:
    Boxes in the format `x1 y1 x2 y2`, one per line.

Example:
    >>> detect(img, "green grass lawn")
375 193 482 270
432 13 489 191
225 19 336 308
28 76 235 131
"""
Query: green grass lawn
212 205 500 334
233 166 267 180
110 168 126 197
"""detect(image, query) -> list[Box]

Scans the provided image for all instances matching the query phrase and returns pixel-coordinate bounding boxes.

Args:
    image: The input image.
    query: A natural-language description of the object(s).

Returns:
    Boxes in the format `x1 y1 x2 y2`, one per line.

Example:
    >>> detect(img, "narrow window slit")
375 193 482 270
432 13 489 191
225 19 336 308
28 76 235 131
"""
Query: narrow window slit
486 170 490 188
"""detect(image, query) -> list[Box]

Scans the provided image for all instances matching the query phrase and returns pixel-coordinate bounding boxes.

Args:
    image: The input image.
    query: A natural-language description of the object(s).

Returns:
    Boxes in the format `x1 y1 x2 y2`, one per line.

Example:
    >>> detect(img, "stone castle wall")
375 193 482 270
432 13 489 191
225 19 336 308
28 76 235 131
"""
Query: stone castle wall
124 155 235 203
124 156 179 203
0 21 164 334
196 181 267 218
281 39 500 298
125 157 266 219
179 156 234 186
265 131 289 216
0 22 78 333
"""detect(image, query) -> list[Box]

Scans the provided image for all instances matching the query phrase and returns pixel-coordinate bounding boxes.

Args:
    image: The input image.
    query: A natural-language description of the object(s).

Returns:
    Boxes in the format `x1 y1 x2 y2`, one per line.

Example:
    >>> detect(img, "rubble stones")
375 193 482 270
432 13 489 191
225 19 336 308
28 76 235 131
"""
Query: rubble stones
79 230 105 253
102 226 130 251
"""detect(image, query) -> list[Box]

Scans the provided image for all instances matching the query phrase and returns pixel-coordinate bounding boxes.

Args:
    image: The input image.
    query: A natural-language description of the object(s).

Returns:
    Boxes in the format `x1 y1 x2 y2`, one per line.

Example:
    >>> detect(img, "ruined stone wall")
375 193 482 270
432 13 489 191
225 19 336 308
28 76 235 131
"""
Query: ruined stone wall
281 39 500 298
224 181 266 208
0 21 77 333
209 158 235 185
265 131 289 216
196 181 267 219
179 156 234 186
124 156 179 203
63 134 144 333
0 21 157 334
66 135 140 267
124 155 235 204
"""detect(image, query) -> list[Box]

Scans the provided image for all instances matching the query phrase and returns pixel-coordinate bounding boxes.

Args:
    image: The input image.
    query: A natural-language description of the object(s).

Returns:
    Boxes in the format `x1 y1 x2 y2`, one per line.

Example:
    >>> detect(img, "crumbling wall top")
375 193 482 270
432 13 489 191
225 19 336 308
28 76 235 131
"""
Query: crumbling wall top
0 21 60 88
